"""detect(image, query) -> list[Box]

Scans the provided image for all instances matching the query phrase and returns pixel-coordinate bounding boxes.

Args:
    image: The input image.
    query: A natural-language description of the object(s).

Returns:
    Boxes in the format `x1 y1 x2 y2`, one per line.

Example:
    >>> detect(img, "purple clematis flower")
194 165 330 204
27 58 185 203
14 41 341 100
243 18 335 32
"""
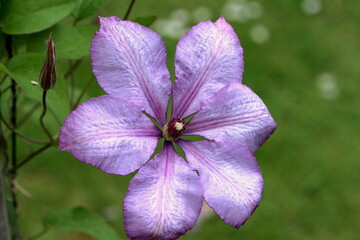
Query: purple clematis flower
59 16 276 240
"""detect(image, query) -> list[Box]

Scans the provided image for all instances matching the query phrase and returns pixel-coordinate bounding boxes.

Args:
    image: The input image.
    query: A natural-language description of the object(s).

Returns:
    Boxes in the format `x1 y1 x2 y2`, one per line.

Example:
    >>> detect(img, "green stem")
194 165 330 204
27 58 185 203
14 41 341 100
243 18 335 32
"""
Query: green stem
123 0 136 20
69 60 76 108
0 74 9 85
17 103 41 127
72 77 93 110
0 124 11 240
5 36 17 171
0 113 49 145
0 85 12 95
5 35 22 240
39 91 53 144
26 227 47 240
13 144 52 171
64 59 81 79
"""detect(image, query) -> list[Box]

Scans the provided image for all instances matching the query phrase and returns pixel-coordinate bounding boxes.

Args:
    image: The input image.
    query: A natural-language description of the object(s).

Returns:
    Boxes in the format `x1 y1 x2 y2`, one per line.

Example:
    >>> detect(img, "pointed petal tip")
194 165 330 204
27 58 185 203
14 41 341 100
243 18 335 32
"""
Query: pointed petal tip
215 182 263 229
91 16 171 125
179 141 264 230
99 16 121 25
195 16 228 27
186 82 277 153
124 145 203 240
215 16 237 32
235 201 262 229
172 16 244 118
271 120 277 134
215 16 226 23
99 16 149 30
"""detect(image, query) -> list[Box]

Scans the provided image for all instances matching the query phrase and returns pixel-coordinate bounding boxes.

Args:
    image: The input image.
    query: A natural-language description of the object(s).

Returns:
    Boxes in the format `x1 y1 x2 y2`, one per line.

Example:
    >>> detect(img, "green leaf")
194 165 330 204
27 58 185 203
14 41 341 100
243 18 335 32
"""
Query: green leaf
73 0 107 21
0 0 10 25
0 32 5 59
27 25 98 59
0 0 76 35
0 63 10 75
6 53 70 124
44 207 120 240
133 16 157 27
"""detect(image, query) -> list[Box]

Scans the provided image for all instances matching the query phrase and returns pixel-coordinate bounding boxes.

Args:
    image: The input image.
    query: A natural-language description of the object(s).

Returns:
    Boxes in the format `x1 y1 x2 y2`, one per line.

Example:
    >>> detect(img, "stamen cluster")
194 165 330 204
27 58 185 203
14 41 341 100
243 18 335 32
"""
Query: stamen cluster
162 118 185 141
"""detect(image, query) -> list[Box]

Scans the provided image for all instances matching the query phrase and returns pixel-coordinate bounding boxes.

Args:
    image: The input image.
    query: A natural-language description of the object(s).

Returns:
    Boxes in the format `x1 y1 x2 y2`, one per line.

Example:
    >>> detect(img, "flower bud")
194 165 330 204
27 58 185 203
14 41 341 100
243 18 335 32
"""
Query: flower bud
39 32 56 90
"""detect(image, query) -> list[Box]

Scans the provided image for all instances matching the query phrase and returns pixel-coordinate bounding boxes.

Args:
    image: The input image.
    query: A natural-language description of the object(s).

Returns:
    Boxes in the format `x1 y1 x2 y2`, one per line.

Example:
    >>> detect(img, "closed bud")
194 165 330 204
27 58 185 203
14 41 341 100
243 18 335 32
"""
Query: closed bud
39 32 56 90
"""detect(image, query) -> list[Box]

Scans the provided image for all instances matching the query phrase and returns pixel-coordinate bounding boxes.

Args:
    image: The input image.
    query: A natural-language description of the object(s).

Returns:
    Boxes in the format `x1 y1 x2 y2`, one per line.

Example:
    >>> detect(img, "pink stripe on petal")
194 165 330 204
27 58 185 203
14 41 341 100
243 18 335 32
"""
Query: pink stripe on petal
172 17 244 118
186 82 276 153
179 140 263 228
124 143 203 240
91 17 171 125
59 95 160 175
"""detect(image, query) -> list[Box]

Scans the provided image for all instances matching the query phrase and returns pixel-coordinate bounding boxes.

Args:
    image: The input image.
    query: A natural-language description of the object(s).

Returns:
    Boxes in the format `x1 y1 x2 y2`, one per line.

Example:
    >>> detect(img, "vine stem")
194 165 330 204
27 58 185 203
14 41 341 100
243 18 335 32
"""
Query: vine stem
39 91 53 144
123 0 136 20
0 74 9 85
5 35 17 173
70 61 76 108
0 171 10 240
26 228 47 240
12 144 52 171
0 84 12 95
5 33 22 240
64 59 81 79
72 77 93 110
0 113 49 145
18 103 41 127
0 124 11 240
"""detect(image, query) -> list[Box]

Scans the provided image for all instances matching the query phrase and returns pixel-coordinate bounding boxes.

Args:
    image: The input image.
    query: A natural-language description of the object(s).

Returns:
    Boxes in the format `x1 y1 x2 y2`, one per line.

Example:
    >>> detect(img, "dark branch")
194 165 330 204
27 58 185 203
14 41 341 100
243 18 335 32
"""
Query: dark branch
123 0 136 20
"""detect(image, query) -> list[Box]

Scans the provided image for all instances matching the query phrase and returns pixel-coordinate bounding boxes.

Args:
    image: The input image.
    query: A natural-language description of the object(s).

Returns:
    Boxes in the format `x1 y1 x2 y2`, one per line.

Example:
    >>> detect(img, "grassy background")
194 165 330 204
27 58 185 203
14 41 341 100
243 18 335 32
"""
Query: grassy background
4 0 360 239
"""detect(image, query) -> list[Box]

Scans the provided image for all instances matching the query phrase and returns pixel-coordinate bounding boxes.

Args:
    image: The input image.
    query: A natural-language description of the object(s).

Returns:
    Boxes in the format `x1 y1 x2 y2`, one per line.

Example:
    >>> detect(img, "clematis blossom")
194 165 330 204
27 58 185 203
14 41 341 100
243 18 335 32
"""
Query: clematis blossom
59 16 276 240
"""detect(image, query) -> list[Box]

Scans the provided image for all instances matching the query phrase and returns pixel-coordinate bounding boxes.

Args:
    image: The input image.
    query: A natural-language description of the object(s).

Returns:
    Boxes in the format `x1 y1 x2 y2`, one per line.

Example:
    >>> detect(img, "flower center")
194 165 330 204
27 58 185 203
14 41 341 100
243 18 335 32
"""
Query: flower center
162 118 185 141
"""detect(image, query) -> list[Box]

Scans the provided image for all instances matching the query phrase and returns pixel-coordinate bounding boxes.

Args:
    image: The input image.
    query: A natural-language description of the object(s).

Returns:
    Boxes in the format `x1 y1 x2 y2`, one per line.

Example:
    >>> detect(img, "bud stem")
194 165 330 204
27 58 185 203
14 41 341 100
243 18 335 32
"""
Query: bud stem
39 90 53 144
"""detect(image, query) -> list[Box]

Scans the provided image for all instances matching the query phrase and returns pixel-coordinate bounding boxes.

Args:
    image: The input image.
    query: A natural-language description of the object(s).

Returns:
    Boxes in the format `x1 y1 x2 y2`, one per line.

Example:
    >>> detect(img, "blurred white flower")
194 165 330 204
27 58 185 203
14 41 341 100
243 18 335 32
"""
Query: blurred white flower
316 73 339 100
250 24 270 44
170 8 190 24
301 0 322 15
153 18 188 38
102 205 120 221
222 0 263 22
153 9 191 39
193 6 213 22
248 1 263 19
222 0 251 22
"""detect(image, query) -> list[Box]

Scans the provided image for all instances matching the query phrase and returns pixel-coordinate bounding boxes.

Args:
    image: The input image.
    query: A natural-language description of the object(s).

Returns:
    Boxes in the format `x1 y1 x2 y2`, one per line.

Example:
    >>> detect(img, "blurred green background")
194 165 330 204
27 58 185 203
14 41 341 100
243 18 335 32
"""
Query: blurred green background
1 0 360 239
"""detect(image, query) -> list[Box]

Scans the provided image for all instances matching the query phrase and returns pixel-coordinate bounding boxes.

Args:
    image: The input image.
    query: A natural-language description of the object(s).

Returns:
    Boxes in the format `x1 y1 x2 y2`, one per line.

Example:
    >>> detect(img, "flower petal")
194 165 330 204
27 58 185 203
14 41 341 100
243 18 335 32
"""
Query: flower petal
172 17 244 118
59 95 160 175
91 17 171 125
178 140 263 228
124 143 203 240
185 82 276 153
